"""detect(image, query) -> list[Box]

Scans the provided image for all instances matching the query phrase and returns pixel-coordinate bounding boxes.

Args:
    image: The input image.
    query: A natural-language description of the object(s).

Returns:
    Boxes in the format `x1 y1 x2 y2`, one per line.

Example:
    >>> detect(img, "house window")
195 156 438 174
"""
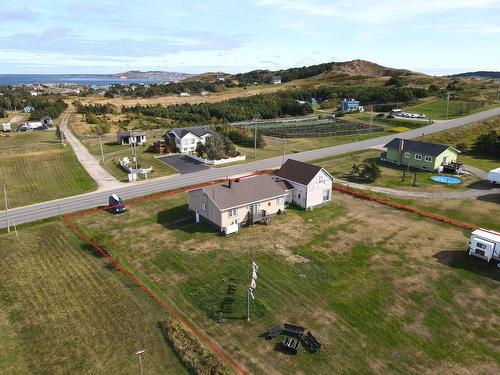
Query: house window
268 202 271 206
414 154 422 160
228 208 237 217
424 156 433 162
191 139 196 144
319 175 324 183
477 243 486 249
277 197 284 205
201 202 207 211
404 152 411 159
298 193 301 199
323 189 331 202
249 204 259 214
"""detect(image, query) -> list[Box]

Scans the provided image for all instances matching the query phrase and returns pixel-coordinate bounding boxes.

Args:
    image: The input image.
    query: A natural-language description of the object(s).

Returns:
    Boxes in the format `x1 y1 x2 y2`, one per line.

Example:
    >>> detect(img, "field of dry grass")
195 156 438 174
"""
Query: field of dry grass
73 189 500 375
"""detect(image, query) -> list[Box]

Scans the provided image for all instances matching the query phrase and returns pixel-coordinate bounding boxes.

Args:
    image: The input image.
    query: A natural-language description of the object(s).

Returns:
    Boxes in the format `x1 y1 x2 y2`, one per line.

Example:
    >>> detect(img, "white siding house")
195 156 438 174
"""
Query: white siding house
274 159 333 210
168 126 215 154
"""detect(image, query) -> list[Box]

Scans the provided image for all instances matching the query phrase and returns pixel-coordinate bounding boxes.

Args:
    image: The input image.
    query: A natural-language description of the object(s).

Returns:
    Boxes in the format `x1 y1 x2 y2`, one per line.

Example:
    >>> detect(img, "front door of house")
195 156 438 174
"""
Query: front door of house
249 204 258 214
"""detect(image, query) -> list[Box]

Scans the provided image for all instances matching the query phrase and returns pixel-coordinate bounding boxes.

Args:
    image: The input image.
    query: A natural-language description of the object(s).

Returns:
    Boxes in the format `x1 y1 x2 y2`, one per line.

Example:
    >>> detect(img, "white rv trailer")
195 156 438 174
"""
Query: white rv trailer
2 122 11 132
468 228 500 265
487 167 500 184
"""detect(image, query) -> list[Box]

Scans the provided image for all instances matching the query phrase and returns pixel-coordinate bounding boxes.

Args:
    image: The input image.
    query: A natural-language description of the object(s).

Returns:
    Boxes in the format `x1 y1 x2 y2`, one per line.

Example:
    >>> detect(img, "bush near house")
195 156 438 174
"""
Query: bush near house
198 134 237 160
473 130 500 157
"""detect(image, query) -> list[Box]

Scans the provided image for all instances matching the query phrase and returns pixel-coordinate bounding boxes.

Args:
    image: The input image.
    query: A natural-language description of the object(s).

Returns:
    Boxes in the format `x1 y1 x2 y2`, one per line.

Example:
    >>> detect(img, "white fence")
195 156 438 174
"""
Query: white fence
186 153 246 165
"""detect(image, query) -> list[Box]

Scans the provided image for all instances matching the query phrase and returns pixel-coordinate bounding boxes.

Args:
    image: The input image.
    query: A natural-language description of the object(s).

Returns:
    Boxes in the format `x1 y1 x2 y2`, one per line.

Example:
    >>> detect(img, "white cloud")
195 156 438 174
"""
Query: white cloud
256 0 500 24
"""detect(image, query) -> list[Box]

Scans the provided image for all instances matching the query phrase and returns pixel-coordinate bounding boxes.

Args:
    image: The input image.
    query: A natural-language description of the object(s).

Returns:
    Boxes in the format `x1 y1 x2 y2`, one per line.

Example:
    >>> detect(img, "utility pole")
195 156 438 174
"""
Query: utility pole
3 185 10 233
254 121 257 161
135 349 145 375
281 136 287 165
446 93 451 119
98 135 104 164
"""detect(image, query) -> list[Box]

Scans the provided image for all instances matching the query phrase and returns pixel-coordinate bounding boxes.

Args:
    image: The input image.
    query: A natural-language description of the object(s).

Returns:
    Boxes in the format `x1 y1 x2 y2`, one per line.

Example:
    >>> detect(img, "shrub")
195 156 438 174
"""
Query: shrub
159 317 232 375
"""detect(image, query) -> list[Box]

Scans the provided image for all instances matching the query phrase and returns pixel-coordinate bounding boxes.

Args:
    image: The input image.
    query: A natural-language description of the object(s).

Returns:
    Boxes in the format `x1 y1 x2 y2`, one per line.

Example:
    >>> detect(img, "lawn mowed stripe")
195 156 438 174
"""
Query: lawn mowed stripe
0 221 187 375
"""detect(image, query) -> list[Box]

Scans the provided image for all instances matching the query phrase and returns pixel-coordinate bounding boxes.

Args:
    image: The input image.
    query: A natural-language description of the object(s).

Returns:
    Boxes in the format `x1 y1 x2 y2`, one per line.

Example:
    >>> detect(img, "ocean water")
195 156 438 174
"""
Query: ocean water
0 74 167 86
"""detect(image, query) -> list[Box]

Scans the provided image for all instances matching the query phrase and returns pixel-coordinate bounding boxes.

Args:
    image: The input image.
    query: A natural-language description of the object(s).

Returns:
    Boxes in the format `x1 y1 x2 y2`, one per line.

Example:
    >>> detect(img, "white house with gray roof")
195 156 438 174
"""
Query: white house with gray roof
188 175 287 232
168 126 216 154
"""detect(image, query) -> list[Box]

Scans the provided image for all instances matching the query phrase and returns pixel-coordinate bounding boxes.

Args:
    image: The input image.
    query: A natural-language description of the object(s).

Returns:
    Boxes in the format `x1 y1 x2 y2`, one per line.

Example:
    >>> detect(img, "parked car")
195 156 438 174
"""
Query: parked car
108 194 127 214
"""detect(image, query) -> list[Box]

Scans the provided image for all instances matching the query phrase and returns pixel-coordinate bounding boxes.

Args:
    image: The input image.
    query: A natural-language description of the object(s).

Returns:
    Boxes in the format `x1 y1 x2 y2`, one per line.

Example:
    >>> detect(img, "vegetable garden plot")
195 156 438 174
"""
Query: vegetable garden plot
236 119 384 138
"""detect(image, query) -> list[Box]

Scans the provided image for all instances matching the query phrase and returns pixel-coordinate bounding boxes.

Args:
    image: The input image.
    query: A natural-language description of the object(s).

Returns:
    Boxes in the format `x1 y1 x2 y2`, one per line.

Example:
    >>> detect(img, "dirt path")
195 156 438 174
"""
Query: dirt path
334 165 500 200
60 113 123 190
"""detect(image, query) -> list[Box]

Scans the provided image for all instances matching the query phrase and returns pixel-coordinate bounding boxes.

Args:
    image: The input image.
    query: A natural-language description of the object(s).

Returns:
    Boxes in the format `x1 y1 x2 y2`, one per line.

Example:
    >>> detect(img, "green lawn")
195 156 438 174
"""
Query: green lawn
314 150 480 191
0 220 187 375
232 131 391 163
0 130 97 208
403 99 499 120
80 132 177 181
73 191 500 374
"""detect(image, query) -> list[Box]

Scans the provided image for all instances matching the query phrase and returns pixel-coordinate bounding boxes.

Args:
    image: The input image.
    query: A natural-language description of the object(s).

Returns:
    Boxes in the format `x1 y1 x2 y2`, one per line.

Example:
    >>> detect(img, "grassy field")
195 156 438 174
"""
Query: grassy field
403 99 499 120
69 114 177 181
314 150 480 191
73 189 500 374
0 130 96 208
417 116 500 171
80 134 177 181
0 220 187 375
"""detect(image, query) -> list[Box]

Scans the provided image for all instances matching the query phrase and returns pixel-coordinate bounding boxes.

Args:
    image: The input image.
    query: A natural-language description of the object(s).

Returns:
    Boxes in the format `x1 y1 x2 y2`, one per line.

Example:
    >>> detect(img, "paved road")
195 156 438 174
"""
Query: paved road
157 155 208 174
60 113 120 189
1 107 499 228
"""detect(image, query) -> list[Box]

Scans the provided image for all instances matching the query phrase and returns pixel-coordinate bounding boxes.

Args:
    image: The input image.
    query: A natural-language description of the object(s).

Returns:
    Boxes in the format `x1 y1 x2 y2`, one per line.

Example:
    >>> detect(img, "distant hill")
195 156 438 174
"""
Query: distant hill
194 59 422 85
448 71 500 80
113 70 193 81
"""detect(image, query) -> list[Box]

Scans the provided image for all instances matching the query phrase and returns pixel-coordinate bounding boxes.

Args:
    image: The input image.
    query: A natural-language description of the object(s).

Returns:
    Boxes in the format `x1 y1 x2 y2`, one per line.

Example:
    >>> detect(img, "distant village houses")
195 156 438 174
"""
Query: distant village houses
271 76 282 84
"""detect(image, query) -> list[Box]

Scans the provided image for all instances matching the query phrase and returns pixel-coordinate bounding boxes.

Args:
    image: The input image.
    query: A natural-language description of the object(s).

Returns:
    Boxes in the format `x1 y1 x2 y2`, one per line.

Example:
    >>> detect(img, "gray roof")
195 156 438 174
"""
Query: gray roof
384 138 458 157
192 175 287 210
169 126 215 138
117 130 147 137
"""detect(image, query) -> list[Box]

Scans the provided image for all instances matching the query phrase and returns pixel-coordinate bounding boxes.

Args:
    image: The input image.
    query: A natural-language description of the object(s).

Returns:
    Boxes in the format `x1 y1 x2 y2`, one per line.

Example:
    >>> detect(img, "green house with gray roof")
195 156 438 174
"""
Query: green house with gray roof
381 138 460 172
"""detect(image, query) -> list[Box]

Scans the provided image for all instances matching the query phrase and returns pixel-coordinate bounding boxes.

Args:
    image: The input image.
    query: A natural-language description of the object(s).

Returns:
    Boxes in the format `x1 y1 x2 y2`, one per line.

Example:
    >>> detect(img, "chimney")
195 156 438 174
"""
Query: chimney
397 138 405 165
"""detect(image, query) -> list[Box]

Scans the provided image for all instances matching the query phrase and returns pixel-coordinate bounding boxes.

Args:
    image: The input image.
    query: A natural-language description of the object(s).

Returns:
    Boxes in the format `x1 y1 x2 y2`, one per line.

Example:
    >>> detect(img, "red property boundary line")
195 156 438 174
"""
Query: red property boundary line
61 171 484 375
333 184 479 230
62 172 275 375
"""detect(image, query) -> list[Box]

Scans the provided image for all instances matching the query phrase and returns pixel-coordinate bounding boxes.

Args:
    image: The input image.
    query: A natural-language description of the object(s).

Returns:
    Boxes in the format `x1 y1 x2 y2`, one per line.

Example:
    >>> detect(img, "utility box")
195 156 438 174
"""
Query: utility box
468 228 500 264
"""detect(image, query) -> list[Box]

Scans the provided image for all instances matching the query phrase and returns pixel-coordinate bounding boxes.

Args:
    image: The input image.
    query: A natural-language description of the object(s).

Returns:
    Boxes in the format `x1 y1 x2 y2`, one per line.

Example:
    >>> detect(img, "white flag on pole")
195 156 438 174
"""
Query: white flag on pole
252 270 258 280
252 261 259 272
250 278 256 289
249 289 255 300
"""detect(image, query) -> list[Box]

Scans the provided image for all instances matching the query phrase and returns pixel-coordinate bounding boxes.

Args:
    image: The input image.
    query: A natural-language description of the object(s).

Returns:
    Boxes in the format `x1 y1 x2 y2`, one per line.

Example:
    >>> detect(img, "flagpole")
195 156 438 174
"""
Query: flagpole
247 288 250 321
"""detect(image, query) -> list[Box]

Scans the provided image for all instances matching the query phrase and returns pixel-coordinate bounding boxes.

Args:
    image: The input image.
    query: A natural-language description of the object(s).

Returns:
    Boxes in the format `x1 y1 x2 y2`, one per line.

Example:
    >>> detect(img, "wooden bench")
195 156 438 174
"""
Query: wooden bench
283 323 305 337
266 325 282 339
282 337 301 354
303 331 321 353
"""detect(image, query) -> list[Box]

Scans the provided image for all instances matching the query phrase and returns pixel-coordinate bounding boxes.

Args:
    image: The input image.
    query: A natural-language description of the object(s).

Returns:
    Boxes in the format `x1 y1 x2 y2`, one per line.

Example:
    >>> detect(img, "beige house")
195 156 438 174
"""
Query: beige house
274 159 333 210
188 175 287 233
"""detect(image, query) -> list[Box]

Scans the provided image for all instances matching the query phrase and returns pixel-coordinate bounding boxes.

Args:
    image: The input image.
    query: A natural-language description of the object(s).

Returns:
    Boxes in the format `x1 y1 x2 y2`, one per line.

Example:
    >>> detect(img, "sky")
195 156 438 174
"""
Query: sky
0 0 499 75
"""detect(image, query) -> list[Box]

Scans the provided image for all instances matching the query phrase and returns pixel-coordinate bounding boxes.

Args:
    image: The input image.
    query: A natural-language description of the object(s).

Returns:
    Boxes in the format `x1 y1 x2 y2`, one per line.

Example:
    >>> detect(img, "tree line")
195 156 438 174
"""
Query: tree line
232 62 336 85
104 80 222 98
122 93 313 124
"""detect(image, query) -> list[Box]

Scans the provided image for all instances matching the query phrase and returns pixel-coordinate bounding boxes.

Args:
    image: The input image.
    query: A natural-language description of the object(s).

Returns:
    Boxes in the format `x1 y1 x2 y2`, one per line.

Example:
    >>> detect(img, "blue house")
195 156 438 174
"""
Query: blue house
340 98 360 112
